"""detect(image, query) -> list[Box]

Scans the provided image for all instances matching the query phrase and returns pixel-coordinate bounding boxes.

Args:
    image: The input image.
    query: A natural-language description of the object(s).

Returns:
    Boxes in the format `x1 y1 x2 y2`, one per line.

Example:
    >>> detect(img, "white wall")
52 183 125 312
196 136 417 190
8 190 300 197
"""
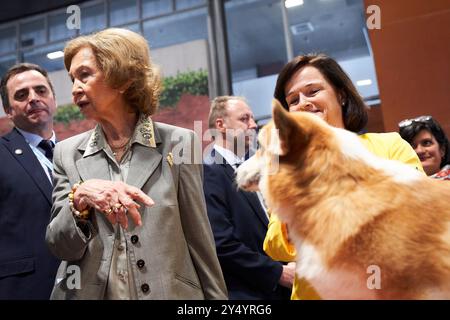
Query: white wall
151 39 209 78
232 74 278 120
49 69 74 106
339 55 380 102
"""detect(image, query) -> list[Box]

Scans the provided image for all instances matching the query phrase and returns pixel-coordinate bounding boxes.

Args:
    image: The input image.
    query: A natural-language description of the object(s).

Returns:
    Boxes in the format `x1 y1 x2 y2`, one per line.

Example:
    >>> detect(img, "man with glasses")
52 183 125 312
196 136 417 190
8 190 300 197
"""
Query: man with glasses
0 63 60 299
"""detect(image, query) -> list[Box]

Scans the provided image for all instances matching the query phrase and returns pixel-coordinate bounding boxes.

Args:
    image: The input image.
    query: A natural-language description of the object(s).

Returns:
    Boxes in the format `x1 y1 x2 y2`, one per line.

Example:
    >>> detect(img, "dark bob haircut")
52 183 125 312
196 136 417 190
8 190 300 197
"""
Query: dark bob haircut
274 54 368 133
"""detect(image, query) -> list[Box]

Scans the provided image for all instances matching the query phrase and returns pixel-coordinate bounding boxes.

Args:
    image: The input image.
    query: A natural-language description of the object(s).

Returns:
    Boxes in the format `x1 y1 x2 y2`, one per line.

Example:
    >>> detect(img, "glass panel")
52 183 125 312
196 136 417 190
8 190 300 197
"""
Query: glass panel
23 43 65 72
80 3 106 34
110 0 138 26
228 0 379 122
175 0 205 10
0 26 16 54
0 54 17 79
225 0 287 82
225 0 286 120
286 0 378 101
49 12 77 42
0 54 17 117
143 7 210 143
20 18 45 47
143 7 207 49
142 0 172 18
287 0 369 60
119 23 140 34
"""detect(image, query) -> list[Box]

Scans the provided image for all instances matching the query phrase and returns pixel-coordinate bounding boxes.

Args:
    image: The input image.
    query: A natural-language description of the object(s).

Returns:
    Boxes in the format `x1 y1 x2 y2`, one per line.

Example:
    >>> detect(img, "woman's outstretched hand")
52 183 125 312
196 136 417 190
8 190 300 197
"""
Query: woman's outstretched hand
73 179 154 229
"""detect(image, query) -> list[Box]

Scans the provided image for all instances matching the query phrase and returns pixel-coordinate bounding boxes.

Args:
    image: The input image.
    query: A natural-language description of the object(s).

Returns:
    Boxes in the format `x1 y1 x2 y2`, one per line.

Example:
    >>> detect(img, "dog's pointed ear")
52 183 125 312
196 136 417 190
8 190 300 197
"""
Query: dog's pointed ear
272 99 299 155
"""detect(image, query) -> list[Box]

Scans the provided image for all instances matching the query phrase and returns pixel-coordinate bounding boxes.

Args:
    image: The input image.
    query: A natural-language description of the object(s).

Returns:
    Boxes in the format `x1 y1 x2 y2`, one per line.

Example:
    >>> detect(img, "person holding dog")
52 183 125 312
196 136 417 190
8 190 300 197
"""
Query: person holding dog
45 28 227 300
263 53 424 300
399 116 450 180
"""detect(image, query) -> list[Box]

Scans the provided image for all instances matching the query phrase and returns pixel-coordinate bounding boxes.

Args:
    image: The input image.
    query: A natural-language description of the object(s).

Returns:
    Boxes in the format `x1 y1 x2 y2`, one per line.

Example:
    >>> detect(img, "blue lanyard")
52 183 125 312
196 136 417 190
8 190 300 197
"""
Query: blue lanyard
29 143 54 172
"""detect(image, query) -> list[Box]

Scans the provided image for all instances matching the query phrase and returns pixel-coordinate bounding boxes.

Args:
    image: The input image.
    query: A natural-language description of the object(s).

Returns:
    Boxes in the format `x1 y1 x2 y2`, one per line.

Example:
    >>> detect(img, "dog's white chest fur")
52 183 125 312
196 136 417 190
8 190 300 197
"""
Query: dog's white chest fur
295 241 325 279
295 240 378 299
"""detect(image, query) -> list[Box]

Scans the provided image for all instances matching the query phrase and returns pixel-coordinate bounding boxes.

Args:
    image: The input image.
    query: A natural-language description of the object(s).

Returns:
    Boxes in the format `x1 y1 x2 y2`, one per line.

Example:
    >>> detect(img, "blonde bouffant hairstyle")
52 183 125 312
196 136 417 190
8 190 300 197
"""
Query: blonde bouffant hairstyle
64 28 161 115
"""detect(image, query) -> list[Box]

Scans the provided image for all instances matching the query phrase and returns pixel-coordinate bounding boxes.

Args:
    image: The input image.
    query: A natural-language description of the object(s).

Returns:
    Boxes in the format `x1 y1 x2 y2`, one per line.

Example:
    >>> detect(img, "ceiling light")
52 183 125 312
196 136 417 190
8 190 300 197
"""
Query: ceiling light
290 22 314 35
356 79 372 86
47 51 64 60
285 0 304 8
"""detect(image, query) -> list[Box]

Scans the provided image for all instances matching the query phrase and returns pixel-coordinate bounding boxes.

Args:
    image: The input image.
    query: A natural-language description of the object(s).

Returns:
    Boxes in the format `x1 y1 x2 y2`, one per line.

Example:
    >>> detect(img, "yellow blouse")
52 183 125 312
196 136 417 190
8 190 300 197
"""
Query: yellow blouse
263 132 424 300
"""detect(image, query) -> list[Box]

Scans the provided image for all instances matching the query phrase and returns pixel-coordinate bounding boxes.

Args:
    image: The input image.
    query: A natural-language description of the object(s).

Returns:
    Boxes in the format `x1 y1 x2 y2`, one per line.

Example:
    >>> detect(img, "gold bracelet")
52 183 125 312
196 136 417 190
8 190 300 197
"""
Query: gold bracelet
69 182 90 220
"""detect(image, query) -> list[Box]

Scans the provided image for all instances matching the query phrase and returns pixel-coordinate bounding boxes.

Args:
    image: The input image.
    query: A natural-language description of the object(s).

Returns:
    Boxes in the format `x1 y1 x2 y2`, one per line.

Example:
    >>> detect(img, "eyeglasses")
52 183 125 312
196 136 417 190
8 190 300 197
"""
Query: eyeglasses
398 115 433 128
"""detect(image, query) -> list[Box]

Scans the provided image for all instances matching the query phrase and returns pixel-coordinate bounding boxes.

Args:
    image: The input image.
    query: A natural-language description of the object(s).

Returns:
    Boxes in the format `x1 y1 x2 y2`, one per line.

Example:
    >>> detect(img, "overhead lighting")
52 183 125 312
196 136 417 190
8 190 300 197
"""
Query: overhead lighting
47 51 64 60
356 79 372 86
290 22 314 35
285 0 304 8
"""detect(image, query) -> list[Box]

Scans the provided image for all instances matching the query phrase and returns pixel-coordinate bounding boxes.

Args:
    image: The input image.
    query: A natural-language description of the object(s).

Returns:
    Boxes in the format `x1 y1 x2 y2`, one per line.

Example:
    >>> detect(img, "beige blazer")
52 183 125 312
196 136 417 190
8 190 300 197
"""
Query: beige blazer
46 120 227 300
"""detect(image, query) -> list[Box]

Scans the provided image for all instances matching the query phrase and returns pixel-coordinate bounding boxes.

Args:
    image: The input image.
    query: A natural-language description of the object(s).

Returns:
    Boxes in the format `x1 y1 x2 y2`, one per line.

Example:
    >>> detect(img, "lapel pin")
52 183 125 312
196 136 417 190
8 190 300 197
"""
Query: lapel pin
14 148 23 155
166 152 174 167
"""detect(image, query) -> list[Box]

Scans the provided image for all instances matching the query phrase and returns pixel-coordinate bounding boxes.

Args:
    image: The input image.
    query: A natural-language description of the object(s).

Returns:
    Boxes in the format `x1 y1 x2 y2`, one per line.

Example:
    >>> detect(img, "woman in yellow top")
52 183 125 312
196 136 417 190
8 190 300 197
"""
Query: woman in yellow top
263 54 424 300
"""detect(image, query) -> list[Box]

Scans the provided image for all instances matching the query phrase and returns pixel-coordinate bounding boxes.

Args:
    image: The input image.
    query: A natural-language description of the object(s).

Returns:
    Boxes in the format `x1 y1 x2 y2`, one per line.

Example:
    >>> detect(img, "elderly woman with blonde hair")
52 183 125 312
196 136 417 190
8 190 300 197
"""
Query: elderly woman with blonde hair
46 28 227 300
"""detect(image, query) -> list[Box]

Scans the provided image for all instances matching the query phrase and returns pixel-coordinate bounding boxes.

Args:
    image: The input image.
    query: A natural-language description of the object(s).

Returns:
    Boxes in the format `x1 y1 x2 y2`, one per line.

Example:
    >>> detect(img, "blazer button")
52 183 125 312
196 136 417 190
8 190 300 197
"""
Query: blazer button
131 235 139 244
137 259 145 269
141 283 150 293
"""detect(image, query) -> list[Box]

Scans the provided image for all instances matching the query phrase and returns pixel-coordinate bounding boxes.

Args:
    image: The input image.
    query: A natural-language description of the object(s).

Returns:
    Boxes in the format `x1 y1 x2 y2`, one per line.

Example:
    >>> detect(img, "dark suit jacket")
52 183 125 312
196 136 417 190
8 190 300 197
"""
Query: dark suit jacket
203 150 290 300
0 128 59 299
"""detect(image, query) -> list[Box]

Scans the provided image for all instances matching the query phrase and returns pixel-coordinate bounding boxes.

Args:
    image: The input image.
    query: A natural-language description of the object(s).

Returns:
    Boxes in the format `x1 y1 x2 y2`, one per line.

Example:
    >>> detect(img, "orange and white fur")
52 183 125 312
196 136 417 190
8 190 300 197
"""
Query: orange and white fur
236 100 450 299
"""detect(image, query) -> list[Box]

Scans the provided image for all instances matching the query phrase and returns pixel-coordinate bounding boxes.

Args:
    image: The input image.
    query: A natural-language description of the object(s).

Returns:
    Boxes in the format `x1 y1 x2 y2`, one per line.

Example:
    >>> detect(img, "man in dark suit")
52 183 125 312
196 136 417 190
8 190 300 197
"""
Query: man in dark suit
0 63 60 299
203 96 294 300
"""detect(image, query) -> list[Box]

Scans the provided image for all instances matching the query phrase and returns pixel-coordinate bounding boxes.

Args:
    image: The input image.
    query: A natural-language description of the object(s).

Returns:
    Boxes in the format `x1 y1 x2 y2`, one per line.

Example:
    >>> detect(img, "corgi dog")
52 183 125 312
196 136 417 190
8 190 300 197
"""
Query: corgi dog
236 100 450 299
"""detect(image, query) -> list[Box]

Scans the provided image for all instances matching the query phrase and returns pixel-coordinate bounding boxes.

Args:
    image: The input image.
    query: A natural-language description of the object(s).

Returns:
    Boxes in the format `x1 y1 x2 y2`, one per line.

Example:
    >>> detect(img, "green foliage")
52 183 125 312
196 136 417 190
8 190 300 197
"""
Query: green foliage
54 103 84 124
53 70 209 121
160 69 208 108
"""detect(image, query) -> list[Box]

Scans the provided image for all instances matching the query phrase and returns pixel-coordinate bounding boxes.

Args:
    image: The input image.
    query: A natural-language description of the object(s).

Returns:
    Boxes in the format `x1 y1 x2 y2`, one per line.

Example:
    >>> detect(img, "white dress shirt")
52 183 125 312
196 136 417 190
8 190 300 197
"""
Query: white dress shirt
213 144 269 219
17 128 56 183
213 144 245 169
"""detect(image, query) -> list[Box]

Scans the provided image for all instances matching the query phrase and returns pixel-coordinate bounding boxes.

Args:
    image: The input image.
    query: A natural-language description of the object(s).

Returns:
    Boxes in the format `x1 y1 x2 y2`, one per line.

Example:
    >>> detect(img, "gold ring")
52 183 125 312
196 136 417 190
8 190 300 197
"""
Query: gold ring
114 203 123 209
105 208 113 216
